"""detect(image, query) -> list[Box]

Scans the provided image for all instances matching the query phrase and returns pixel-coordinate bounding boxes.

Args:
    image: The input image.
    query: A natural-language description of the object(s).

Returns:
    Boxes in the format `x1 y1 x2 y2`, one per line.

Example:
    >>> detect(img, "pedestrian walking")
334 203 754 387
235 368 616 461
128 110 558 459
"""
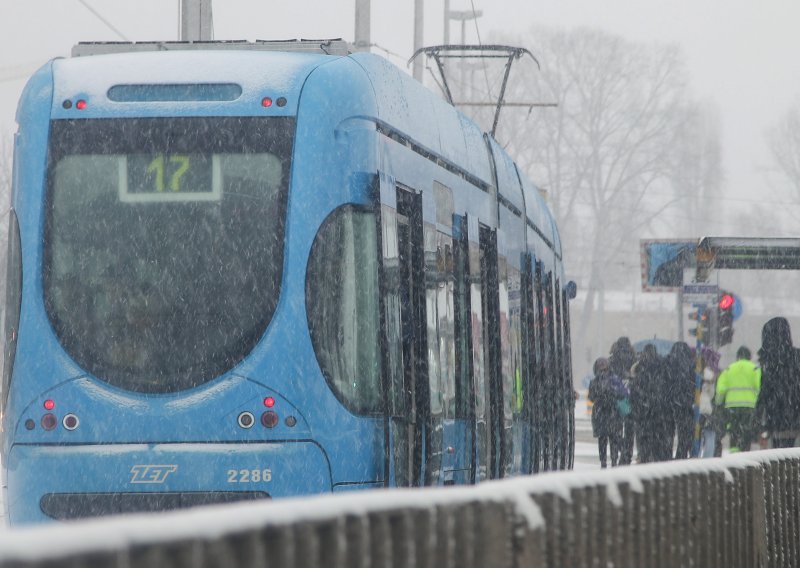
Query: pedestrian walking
697 348 722 457
609 336 637 464
716 346 761 452
588 357 629 468
757 317 800 448
630 344 667 463
665 342 698 460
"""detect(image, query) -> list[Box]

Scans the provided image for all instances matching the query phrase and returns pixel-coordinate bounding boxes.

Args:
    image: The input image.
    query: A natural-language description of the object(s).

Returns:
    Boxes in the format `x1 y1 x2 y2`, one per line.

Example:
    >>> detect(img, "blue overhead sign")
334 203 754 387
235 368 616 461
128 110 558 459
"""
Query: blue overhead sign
641 239 697 292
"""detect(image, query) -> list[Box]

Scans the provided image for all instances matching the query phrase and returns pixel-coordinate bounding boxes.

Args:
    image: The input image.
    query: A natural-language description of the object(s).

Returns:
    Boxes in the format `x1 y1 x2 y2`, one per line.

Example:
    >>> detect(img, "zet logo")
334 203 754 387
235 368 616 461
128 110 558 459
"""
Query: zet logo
130 464 178 484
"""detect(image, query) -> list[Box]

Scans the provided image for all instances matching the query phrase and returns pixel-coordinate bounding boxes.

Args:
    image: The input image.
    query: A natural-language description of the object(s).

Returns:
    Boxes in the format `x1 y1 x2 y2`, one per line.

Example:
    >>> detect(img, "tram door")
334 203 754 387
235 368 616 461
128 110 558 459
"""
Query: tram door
451 214 477 484
479 225 503 479
384 187 428 486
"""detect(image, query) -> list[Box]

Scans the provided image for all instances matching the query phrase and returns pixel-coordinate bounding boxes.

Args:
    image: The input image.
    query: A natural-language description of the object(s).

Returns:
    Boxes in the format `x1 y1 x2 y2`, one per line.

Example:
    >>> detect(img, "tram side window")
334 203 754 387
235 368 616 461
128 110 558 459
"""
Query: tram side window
435 235 457 419
544 271 557 467
426 226 444 417
562 289 574 390
380 207 406 416
562 288 575 467
544 271 555 378
552 277 565 466
521 255 538 417
555 278 564 379
306 206 382 414
453 216 472 419
2 211 21 412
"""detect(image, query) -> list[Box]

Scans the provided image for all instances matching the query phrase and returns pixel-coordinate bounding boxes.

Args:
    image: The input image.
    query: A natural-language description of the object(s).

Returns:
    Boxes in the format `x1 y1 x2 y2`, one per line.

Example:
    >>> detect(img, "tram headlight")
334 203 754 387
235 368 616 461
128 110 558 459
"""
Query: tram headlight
63 414 79 431
237 411 255 429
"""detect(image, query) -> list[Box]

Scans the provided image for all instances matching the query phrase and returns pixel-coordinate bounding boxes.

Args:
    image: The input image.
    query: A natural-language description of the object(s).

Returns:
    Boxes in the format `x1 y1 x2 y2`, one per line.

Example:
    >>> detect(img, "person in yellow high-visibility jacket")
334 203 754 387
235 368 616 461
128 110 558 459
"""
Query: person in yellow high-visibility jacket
715 346 762 452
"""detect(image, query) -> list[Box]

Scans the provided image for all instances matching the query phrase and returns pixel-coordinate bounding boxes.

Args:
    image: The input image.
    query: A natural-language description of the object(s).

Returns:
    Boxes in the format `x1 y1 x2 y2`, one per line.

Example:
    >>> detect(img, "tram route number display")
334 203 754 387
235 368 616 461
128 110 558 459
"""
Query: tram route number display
123 153 220 202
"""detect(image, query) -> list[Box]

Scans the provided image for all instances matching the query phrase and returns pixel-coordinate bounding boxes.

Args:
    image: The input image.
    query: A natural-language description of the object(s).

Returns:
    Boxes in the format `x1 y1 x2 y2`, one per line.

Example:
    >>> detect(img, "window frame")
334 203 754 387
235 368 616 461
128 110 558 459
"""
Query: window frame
2 209 22 412
42 116 294 393
305 203 384 416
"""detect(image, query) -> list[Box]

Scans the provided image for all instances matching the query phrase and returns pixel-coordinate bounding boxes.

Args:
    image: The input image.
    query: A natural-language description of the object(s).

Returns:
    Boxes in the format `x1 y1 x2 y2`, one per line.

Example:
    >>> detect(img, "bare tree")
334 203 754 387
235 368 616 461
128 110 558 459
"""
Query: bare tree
768 98 800 194
664 102 723 236
471 27 723 356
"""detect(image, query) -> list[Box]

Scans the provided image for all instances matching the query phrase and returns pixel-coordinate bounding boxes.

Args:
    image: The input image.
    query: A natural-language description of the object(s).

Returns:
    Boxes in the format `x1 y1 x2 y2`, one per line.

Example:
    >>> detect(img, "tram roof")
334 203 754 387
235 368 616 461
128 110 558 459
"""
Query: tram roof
53 40 560 250
71 39 351 57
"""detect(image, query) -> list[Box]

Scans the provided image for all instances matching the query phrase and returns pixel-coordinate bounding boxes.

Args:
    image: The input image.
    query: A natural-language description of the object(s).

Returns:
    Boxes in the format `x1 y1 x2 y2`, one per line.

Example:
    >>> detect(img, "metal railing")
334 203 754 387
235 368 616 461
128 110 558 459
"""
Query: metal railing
2 449 798 567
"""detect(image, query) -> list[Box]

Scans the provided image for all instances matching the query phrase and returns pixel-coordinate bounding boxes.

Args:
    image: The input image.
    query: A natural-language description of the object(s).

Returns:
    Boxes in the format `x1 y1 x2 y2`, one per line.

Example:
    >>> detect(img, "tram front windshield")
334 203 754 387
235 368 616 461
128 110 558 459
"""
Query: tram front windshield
44 117 294 393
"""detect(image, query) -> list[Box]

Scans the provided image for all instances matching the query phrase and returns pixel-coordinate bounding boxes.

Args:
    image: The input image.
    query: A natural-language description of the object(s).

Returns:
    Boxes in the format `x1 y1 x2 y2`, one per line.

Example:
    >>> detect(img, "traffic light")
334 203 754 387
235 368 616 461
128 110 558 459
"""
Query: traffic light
717 291 735 346
688 307 709 341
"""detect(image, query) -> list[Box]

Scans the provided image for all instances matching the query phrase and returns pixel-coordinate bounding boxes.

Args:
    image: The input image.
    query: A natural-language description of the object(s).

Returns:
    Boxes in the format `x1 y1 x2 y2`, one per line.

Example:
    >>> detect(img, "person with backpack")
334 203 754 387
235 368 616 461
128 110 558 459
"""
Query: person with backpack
609 337 637 464
588 357 629 468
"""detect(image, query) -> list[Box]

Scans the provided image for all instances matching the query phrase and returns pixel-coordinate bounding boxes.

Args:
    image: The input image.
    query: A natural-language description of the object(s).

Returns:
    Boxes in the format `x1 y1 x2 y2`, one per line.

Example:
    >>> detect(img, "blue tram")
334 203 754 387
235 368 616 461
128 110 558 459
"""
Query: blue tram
1 40 575 524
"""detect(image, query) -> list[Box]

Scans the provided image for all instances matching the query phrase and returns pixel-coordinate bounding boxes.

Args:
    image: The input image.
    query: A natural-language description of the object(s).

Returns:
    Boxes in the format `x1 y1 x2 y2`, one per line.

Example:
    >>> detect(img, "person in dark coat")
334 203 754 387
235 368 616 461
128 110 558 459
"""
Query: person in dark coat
665 341 698 460
630 344 668 463
609 337 637 465
757 317 800 448
588 357 629 468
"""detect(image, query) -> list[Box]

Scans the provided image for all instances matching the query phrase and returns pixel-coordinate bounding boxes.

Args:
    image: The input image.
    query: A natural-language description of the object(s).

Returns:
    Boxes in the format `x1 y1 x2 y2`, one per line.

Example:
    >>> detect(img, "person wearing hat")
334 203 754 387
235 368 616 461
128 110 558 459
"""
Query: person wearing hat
589 357 630 468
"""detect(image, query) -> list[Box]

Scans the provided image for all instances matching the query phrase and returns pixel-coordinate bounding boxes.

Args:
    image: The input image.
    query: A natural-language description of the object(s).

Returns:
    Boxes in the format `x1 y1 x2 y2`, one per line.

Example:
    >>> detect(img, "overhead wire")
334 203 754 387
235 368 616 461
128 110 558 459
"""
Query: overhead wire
469 0 483 46
468 1 495 107
76 0 130 41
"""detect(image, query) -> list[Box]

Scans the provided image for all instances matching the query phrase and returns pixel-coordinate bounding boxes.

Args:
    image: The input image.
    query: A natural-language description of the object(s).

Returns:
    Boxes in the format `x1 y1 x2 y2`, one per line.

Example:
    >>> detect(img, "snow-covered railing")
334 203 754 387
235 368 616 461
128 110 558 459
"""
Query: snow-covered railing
1 449 799 567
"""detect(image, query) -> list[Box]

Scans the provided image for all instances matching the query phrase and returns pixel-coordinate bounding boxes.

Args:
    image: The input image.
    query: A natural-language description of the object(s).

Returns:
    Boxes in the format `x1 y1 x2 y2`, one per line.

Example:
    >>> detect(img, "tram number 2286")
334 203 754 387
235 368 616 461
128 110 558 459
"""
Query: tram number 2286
227 468 273 483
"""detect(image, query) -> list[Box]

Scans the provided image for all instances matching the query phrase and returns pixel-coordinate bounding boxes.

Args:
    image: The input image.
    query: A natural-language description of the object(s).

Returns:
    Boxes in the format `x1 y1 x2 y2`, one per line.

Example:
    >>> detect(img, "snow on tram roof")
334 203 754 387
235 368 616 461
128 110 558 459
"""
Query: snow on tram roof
50 49 330 111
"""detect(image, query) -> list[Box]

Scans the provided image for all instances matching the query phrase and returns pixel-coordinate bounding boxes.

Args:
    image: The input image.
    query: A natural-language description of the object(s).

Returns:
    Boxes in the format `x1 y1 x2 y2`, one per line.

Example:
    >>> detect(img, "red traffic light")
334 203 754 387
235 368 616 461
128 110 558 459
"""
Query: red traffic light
719 293 734 310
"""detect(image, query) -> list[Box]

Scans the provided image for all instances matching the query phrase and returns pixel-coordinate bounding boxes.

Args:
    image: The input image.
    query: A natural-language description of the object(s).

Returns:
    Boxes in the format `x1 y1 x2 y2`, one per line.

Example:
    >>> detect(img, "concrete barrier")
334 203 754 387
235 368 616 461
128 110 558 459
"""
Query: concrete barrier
1 449 799 567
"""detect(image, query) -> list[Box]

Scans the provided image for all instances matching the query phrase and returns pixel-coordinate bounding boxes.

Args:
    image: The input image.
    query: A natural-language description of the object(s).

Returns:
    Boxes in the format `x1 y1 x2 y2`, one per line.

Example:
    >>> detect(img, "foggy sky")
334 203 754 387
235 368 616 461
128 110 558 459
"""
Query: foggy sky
2 0 800 211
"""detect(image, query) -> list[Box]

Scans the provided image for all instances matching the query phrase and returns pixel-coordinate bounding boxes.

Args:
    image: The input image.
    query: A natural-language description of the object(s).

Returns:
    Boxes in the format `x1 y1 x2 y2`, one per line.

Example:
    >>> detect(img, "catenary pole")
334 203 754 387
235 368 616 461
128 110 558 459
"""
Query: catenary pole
180 0 213 41
413 0 424 81
354 0 371 52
